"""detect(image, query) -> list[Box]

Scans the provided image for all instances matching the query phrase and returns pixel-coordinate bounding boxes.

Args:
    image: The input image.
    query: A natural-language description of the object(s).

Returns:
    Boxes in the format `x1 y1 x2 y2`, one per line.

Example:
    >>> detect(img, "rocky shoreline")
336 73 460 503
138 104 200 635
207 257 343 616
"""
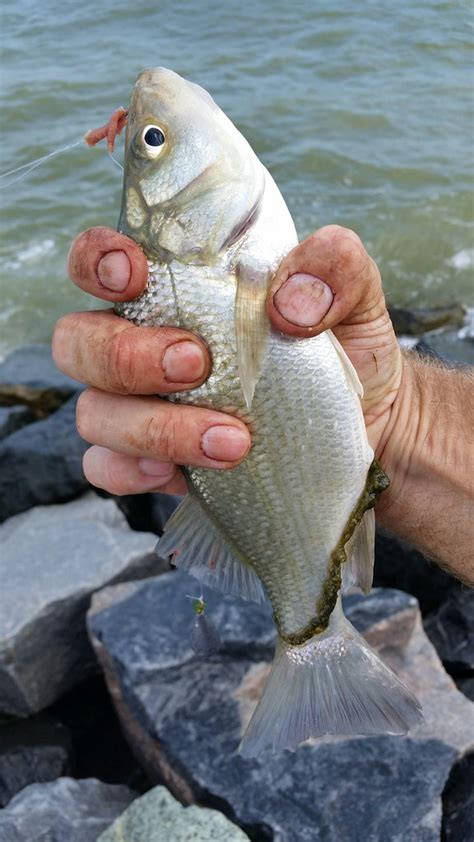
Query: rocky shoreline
0 314 472 841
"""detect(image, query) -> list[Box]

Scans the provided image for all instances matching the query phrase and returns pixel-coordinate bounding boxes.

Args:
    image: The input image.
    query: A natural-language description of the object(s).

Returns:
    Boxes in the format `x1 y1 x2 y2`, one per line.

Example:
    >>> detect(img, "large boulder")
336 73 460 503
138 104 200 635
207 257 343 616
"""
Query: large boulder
48 674 150 792
415 329 474 367
109 491 181 536
0 344 81 416
442 752 474 842
424 590 474 673
98 785 249 841
388 304 466 336
0 493 164 716
0 778 135 842
0 394 88 522
87 574 474 842
0 713 71 807
374 528 458 616
0 406 34 441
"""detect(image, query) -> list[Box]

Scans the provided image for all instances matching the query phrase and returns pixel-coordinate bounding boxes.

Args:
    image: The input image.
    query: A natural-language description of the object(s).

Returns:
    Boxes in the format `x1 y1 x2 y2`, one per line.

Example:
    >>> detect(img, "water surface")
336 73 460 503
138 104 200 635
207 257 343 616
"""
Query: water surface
1 0 473 355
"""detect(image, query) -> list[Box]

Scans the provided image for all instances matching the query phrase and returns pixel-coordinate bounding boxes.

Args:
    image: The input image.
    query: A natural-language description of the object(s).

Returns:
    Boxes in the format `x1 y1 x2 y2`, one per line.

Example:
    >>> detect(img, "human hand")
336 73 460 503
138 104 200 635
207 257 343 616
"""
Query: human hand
53 224 402 499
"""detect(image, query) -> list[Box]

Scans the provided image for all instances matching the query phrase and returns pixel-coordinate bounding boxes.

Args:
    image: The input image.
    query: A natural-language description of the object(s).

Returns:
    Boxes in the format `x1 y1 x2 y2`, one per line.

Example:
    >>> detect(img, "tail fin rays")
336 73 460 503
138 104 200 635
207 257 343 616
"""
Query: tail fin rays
239 598 423 757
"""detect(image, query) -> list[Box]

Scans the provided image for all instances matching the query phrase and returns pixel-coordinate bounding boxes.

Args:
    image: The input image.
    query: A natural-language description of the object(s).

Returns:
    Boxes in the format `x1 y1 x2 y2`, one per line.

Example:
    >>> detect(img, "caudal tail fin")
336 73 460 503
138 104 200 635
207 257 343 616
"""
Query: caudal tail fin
239 598 423 758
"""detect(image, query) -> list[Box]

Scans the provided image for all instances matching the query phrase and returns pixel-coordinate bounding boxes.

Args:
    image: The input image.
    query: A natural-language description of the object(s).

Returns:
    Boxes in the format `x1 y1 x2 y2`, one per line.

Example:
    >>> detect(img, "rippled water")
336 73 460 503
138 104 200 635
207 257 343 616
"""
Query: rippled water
1 0 473 355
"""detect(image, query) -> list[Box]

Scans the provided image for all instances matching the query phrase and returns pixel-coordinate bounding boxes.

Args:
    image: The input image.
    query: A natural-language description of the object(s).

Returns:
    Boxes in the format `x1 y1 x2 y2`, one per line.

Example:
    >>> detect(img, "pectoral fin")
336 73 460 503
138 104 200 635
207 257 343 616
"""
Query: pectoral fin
157 494 266 603
235 262 271 410
328 331 363 398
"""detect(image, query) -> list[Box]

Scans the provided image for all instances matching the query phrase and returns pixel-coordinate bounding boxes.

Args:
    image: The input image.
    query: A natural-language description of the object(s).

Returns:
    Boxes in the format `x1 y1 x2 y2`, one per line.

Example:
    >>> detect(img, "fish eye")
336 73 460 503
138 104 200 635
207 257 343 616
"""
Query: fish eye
141 125 166 157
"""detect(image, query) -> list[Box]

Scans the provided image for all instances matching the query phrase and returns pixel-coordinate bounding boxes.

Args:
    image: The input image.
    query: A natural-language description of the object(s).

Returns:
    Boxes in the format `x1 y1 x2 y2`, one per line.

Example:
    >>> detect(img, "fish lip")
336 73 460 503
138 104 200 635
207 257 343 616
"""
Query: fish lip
134 66 169 86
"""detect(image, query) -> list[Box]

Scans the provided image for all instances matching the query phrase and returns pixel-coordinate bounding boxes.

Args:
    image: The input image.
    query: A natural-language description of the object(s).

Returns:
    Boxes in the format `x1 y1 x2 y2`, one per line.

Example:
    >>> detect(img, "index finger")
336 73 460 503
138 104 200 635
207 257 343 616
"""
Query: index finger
68 226 148 302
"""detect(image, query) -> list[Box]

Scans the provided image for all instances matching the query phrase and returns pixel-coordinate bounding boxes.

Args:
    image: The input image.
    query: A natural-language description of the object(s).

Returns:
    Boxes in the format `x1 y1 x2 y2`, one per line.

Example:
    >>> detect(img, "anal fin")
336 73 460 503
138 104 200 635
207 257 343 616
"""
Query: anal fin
342 508 375 594
157 495 266 603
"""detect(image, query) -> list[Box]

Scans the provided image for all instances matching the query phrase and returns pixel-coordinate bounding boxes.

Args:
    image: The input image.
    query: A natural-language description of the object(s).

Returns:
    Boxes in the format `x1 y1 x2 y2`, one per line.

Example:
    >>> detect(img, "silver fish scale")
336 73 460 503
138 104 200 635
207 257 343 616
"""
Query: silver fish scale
116 256 372 639
118 258 244 410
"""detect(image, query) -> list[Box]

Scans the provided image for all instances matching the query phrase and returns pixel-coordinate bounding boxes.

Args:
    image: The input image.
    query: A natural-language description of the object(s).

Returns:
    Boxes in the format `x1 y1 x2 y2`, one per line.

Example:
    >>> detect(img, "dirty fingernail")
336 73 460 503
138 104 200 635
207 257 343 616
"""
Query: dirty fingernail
163 341 206 383
201 426 250 462
273 273 333 327
97 250 131 292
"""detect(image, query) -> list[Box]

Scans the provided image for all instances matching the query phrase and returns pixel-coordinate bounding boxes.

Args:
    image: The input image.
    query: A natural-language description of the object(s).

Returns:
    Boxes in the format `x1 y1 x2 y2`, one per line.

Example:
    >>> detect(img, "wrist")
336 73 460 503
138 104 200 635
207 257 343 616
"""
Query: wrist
374 351 474 580
375 351 421 527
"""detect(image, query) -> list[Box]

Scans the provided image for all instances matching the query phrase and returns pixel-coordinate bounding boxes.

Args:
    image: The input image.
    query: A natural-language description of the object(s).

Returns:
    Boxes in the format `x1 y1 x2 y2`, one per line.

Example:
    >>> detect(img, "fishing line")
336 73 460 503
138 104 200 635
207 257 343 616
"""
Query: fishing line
0 138 122 190
0 140 84 189
108 151 124 171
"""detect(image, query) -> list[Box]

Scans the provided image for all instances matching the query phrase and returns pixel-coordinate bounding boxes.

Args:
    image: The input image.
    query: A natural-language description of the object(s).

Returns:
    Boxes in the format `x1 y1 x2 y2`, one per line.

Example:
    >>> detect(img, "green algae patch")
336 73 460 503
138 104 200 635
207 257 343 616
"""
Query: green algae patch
282 460 389 646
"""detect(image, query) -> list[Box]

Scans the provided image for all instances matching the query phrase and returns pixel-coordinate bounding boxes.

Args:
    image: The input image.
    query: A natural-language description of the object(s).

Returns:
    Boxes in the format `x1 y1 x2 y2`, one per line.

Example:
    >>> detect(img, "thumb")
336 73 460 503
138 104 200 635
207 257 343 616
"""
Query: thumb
267 225 385 338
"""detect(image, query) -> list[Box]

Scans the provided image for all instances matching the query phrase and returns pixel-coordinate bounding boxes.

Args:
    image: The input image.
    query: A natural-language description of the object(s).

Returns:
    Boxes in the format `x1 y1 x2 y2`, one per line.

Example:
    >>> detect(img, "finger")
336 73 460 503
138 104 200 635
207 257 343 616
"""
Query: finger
76 389 251 469
83 446 187 495
67 226 148 302
53 310 210 394
268 225 385 338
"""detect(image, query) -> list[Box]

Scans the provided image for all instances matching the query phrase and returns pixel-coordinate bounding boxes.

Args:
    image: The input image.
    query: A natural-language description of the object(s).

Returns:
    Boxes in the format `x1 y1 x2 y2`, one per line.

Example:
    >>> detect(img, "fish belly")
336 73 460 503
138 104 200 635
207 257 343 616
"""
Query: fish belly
116 257 372 639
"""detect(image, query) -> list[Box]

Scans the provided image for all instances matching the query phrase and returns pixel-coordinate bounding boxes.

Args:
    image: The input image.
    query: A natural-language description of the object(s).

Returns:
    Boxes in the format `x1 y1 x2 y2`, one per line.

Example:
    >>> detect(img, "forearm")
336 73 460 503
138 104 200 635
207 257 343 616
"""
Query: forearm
375 352 474 583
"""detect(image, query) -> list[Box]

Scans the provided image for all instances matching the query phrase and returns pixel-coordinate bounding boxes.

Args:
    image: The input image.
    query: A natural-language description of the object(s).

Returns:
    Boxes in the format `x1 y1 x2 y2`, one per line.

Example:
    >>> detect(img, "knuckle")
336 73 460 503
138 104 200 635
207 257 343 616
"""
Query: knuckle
75 389 95 440
105 329 138 393
51 317 68 365
328 228 367 276
101 460 130 496
318 224 364 255
67 232 91 281
143 410 181 461
52 312 81 344
51 313 82 370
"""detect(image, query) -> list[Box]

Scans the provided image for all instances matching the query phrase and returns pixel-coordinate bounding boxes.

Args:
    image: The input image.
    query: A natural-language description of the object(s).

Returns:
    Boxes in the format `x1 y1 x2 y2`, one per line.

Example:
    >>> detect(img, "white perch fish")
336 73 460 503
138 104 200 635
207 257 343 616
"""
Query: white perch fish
115 67 423 756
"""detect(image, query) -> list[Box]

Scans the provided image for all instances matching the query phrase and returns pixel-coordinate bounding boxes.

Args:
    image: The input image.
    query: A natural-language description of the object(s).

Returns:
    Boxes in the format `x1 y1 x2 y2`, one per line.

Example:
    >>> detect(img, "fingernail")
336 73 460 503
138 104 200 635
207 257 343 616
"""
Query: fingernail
97 250 131 292
201 425 249 462
138 459 175 479
273 274 333 327
162 341 206 383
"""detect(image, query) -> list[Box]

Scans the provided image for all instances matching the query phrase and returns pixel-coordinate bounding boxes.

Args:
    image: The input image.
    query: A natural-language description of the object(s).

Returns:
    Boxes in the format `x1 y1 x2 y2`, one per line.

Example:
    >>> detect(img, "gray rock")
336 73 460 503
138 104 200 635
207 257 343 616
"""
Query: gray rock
456 675 474 702
425 589 474 672
0 777 135 842
374 527 458 616
0 713 71 807
389 303 466 336
442 752 474 842
98 785 249 841
0 406 34 441
150 492 181 535
88 574 474 842
0 493 163 716
415 331 474 366
0 344 81 417
0 393 88 522
108 491 180 537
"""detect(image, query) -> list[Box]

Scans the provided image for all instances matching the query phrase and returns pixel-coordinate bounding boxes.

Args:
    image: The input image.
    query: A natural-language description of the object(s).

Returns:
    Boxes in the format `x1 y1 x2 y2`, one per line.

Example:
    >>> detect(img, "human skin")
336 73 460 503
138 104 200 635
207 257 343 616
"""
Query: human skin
53 225 473 583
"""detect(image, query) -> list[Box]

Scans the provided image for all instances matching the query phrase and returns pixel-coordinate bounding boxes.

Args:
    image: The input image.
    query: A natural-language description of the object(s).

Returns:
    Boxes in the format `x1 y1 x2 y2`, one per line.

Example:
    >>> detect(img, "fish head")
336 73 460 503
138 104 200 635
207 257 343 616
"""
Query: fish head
118 67 265 261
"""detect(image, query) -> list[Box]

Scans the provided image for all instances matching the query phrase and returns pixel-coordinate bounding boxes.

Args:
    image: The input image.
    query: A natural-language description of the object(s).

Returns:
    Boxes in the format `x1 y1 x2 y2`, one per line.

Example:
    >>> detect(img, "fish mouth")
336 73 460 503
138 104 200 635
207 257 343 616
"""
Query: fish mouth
135 67 168 86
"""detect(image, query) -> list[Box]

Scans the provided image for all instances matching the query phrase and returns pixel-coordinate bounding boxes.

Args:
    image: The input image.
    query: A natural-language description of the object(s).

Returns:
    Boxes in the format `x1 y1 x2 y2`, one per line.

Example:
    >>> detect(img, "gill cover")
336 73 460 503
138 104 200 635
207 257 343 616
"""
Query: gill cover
118 67 265 262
